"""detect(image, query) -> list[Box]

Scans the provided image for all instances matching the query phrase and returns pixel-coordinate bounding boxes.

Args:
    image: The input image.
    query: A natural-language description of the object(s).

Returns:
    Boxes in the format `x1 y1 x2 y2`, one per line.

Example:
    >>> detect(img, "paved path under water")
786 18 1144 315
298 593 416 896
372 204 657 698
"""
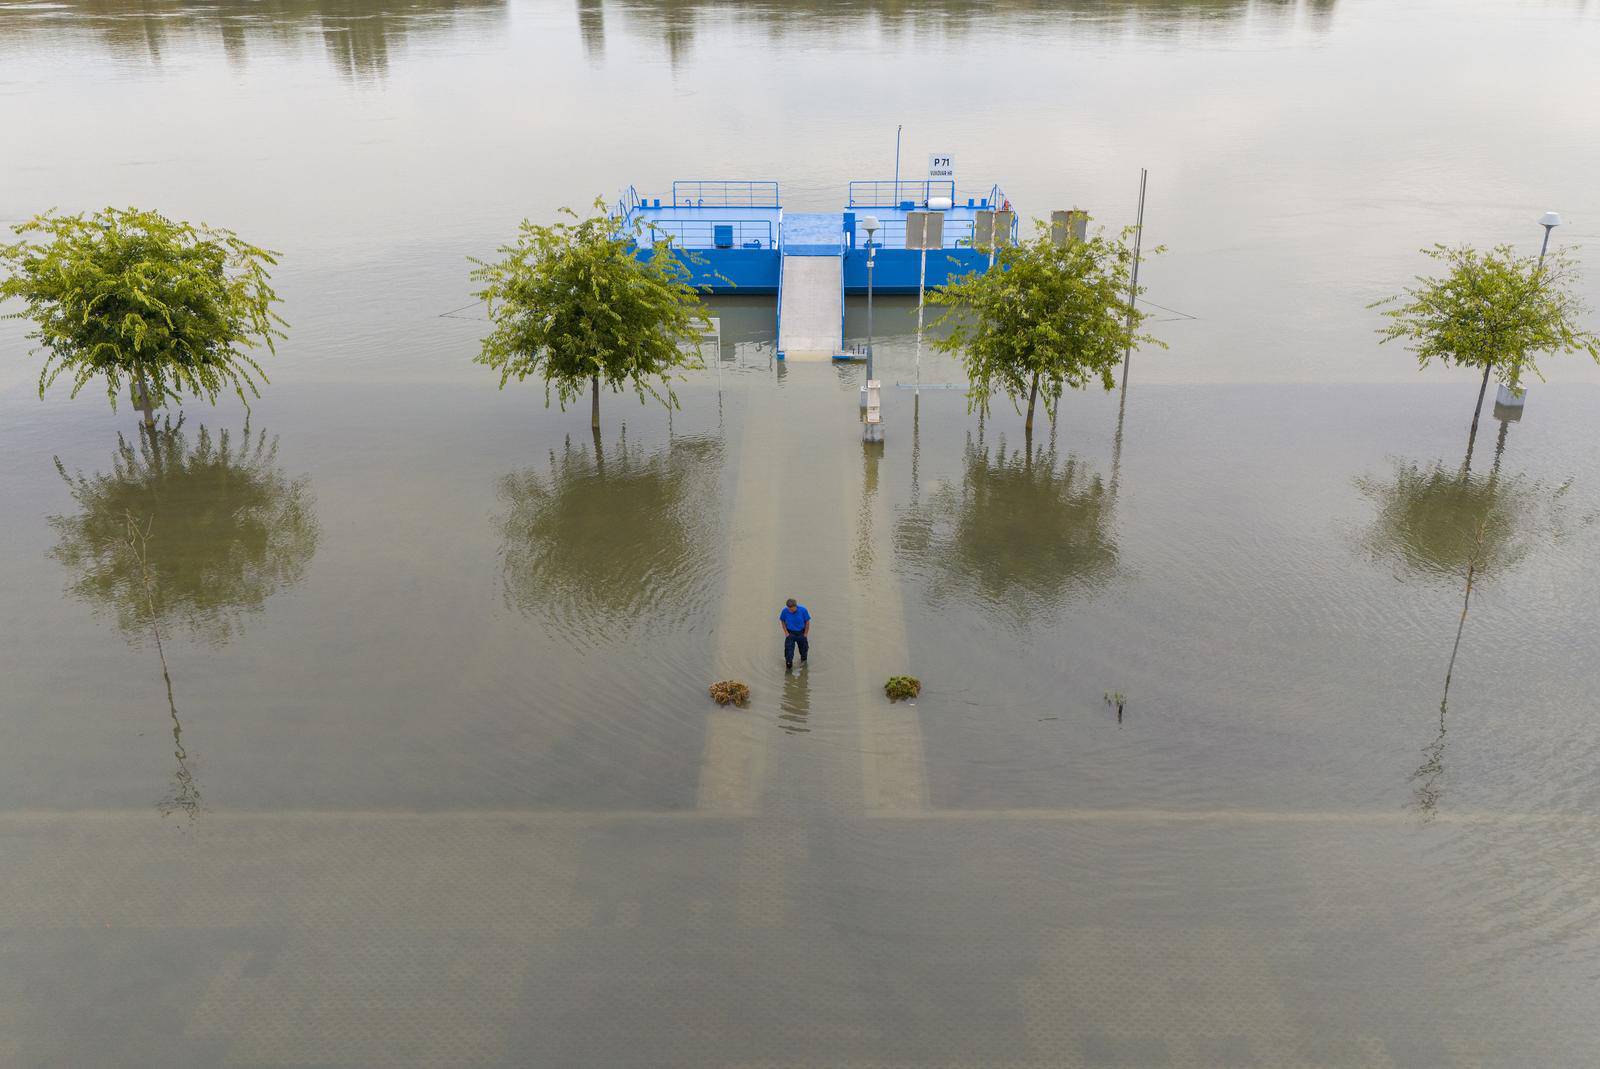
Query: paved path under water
3 373 1598 1066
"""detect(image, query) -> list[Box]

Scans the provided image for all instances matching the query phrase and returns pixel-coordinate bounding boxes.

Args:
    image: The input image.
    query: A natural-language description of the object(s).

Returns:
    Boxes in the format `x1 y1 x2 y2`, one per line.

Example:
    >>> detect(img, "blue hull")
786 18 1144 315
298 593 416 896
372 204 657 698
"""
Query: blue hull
649 245 992 296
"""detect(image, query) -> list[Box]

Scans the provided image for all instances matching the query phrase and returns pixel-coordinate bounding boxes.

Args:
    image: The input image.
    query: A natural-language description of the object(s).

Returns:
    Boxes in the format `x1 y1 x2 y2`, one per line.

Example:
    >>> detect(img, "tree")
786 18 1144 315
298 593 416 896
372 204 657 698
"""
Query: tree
0 207 285 426
471 199 709 430
1373 243 1600 457
931 220 1161 435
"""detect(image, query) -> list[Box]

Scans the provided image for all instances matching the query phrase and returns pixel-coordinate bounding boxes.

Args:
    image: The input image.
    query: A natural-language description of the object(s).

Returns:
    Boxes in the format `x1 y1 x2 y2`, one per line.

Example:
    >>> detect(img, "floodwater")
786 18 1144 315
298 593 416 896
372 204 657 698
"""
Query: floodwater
3 1 1600 1065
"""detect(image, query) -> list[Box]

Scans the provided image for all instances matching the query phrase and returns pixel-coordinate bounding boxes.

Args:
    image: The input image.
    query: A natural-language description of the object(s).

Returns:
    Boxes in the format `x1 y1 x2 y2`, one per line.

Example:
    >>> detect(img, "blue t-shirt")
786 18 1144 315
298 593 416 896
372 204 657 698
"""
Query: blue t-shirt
779 605 811 633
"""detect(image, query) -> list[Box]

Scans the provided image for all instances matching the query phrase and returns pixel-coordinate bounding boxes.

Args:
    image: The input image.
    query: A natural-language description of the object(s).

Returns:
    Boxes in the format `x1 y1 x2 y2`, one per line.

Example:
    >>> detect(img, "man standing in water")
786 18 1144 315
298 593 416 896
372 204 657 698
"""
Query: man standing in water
779 598 811 671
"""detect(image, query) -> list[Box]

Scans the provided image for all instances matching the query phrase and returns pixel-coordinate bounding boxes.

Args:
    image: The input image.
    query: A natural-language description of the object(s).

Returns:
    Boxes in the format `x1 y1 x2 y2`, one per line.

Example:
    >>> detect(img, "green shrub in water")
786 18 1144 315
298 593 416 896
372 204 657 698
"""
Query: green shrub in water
884 675 921 701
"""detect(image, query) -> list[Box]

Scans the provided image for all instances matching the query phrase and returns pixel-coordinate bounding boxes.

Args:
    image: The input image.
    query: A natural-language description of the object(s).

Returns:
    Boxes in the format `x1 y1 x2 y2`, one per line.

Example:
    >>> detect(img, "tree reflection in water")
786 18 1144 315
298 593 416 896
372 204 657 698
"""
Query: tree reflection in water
50 420 321 818
52 421 321 643
495 431 722 641
607 0 1340 67
0 0 508 79
1356 431 1577 817
1355 448 1569 586
897 426 1118 626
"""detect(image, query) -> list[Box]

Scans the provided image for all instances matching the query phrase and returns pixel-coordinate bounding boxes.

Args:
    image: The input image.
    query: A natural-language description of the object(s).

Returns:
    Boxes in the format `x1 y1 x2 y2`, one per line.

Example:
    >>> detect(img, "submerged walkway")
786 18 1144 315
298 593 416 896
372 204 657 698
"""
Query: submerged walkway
2 371 1597 1065
699 362 925 819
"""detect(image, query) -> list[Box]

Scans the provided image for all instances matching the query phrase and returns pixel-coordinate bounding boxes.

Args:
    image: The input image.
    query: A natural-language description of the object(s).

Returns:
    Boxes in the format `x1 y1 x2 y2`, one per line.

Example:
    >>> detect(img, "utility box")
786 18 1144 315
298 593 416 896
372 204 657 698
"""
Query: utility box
1051 209 1088 246
906 211 944 251
713 224 734 248
1494 384 1527 422
863 379 883 442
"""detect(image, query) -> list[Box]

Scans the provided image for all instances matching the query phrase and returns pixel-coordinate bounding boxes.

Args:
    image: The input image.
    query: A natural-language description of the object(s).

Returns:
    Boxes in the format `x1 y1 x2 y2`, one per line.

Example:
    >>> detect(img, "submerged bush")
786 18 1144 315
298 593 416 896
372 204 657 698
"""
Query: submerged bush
709 680 750 706
884 676 921 701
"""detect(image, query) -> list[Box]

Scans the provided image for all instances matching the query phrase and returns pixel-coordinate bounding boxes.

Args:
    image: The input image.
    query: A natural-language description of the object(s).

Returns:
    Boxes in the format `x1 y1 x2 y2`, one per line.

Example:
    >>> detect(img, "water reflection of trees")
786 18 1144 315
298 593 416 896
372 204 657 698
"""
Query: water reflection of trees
50 421 320 817
1355 435 1577 818
1355 453 1570 585
2 0 507 79
495 432 723 640
599 0 1337 64
52 421 321 643
897 428 1118 623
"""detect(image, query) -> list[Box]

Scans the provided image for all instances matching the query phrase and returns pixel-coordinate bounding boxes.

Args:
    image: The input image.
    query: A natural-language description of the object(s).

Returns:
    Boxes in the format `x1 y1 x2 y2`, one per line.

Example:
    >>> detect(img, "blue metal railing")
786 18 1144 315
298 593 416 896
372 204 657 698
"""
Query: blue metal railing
638 218 775 250
955 184 1008 209
671 180 781 209
847 179 957 208
868 216 977 250
615 185 643 221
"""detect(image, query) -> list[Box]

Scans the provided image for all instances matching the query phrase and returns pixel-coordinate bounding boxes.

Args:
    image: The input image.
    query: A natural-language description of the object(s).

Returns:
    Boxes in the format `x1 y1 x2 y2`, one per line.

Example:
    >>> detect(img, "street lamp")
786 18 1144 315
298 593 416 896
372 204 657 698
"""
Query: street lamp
1538 210 1561 264
1500 210 1562 419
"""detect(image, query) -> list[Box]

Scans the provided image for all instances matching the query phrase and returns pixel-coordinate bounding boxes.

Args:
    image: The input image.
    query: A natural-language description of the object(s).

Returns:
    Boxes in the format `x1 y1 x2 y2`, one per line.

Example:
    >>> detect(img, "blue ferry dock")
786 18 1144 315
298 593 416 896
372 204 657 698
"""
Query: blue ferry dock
620 178 1016 360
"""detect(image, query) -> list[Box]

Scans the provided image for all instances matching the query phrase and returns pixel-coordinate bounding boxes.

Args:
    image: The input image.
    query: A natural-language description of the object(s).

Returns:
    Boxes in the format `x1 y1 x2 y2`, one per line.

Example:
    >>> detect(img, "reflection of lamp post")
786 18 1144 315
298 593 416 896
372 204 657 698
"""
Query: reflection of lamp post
862 216 883 444
862 216 879 383
1498 210 1561 418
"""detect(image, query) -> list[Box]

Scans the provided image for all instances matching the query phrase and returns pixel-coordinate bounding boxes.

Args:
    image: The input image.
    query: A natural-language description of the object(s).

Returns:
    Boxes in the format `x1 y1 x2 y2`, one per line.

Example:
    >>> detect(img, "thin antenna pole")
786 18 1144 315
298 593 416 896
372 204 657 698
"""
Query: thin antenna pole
1122 167 1148 391
894 125 902 198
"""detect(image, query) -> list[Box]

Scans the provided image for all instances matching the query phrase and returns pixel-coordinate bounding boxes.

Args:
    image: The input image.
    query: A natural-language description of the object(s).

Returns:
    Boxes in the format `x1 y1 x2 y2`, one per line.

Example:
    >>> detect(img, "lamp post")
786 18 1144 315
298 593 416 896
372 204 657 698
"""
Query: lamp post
1538 210 1561 265
1497 210 1562 421
861 216 882 442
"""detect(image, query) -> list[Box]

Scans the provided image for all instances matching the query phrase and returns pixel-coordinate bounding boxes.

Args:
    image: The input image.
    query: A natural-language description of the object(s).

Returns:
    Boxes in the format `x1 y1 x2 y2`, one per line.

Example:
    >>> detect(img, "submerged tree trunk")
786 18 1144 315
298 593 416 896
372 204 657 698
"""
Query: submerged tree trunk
591 375 601 430
133 370 155 427
1024 371 1039 435
1463 363 1492 471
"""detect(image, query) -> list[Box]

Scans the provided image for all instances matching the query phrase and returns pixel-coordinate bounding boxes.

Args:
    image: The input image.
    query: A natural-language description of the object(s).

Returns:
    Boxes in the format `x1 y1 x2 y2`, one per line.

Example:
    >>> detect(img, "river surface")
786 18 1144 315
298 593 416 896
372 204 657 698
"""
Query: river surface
2 2 1600 1066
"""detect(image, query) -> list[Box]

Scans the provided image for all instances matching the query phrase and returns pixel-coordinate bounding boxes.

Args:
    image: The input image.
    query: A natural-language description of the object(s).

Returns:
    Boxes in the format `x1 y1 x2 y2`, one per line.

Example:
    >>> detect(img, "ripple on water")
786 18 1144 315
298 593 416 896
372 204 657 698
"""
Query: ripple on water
454 431 731 807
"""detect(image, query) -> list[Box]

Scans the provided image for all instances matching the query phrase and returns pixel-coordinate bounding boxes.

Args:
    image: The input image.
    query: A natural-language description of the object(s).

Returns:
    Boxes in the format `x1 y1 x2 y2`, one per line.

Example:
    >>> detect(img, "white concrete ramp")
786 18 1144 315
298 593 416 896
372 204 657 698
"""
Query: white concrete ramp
777 254 842 361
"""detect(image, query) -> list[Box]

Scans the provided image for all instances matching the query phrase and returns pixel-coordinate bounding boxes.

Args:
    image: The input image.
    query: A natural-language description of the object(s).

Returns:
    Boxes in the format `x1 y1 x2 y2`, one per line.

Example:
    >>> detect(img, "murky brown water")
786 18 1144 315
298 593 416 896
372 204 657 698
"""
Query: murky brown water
3 1 1600 1065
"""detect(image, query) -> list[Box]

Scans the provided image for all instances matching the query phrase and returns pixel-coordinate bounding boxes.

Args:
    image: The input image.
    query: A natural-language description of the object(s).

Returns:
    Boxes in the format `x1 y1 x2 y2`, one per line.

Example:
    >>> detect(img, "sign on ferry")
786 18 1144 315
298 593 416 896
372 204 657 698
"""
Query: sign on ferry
927 154 955 180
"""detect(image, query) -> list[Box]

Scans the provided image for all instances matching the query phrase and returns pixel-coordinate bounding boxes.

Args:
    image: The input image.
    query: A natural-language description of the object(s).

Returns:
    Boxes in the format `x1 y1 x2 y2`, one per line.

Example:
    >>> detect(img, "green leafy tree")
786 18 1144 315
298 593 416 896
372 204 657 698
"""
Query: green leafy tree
1373 243 1599 454
471 199 709 430
0 207 285 426
931 220 1161 435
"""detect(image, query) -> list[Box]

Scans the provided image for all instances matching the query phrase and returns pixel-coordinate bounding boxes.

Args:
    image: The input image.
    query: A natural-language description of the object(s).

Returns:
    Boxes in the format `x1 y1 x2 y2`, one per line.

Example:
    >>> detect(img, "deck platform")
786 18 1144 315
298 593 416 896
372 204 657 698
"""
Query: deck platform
618 178 1018 358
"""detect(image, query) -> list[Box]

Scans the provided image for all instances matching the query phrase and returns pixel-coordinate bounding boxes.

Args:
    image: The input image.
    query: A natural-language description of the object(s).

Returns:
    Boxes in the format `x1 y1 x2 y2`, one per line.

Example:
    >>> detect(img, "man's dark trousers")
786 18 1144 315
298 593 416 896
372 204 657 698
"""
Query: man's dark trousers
785 631 809 666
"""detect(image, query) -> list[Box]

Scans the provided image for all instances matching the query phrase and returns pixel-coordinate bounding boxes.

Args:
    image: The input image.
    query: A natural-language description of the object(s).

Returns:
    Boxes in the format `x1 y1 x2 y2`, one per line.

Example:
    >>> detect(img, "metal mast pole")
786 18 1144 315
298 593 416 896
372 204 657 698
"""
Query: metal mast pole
894 125 902 199
1121 167 1148 391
